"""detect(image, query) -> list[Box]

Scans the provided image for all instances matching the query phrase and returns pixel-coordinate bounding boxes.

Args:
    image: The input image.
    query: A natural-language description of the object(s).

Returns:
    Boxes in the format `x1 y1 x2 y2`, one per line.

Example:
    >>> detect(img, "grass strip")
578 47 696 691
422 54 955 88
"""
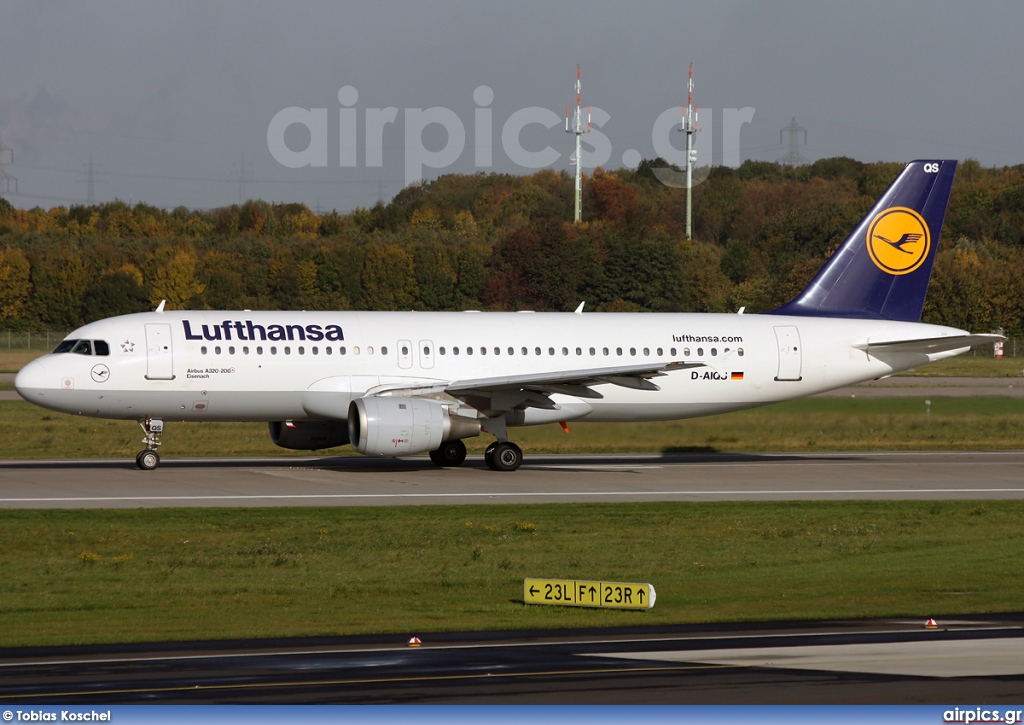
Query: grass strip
1 501 1022 647
2 397 1023 460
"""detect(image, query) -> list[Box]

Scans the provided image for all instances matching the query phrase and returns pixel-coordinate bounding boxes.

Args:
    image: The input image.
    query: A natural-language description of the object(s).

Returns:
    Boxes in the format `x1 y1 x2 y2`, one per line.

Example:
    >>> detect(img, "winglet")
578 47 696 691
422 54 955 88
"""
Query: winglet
155 300 166 313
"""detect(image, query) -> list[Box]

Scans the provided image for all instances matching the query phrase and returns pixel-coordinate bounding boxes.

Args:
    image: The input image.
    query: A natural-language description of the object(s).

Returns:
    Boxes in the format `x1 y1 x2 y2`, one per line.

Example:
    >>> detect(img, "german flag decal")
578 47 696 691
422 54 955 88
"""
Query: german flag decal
730 372 744 380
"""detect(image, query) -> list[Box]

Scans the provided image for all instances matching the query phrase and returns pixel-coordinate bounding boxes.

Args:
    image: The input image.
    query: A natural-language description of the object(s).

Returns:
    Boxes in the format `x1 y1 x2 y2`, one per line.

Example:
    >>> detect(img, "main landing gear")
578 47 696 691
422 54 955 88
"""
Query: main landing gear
429 439 468 467
484 441 523 472
136 418 164 470
426 438 524 471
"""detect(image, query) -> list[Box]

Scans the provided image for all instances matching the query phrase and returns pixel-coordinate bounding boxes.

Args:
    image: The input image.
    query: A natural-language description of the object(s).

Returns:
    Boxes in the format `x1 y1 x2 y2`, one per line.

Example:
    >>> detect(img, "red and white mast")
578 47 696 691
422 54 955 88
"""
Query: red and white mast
566 65 590 223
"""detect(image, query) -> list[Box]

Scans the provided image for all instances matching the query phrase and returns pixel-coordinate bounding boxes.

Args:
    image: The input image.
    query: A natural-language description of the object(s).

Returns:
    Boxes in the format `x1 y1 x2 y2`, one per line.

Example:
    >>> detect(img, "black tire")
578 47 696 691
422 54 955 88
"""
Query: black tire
429 439 467 467
484 441 499 470
489 442 522 472
136 450 160 471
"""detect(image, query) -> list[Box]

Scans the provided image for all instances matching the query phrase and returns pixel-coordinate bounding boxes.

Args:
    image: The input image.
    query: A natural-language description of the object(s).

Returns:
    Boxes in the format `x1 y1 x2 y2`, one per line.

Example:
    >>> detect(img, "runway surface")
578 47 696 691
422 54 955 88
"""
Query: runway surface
2 615 1023 703
2 450 1024 508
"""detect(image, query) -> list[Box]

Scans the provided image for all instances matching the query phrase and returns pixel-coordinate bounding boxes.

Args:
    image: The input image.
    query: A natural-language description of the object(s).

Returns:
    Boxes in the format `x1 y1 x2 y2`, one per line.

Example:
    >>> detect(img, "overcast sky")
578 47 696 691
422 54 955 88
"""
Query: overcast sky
1 1 1022 212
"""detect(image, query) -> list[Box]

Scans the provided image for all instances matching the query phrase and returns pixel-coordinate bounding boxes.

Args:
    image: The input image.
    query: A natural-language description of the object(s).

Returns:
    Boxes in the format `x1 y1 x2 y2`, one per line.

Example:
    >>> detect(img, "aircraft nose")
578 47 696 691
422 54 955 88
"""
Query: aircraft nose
14 357 54 401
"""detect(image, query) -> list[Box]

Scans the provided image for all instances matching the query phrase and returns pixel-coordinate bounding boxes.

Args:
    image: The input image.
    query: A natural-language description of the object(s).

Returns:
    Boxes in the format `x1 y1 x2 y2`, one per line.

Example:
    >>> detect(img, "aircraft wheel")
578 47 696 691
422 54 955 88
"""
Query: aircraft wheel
488 442 523 472
429 439 467 467
484 441 499 469
136 450 160 471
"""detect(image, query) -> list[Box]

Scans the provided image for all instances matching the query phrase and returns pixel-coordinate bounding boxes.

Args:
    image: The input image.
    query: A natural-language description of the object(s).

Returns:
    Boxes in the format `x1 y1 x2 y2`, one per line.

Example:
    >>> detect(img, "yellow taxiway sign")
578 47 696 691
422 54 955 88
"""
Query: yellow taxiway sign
524 578 655 609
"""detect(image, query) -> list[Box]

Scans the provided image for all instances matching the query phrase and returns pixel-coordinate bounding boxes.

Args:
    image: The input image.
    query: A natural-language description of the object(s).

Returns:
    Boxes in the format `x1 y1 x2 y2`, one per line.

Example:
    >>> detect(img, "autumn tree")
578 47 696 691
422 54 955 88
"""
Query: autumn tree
146 245 205 310
0 247 31 323
30 245 92 327
359 243 416 310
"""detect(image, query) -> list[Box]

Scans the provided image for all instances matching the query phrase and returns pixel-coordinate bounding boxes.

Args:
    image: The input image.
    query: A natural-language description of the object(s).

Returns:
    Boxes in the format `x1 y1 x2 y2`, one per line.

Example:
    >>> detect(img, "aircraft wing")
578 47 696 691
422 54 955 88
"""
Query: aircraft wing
853 333 1004 356
448 360 701 395
367 360 704 414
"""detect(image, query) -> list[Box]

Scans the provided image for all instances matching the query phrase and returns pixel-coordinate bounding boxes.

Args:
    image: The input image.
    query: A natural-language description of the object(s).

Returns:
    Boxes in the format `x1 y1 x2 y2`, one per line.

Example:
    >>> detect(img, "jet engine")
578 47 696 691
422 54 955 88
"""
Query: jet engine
348 396 480 457
269 420 349 450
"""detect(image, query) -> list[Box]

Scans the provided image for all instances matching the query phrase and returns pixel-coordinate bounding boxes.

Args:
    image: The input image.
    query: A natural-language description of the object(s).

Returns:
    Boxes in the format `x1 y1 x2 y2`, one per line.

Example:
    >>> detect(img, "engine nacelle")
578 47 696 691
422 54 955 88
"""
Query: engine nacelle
269 420 349 450
348 396 480 457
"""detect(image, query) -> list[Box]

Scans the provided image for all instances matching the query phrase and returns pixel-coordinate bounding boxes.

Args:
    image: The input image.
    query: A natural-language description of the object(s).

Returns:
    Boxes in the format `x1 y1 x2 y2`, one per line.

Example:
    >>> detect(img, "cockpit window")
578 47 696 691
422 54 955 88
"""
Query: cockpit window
52 339 109 356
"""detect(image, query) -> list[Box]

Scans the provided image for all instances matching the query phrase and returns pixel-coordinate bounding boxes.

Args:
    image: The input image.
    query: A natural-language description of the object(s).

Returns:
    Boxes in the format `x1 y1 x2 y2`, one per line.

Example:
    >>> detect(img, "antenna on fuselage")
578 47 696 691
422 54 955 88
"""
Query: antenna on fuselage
155 300 166 313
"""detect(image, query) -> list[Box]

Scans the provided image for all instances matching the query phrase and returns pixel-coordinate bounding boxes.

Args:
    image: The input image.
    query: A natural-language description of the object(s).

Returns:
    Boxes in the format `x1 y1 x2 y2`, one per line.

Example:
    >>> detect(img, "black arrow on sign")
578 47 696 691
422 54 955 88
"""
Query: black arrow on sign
529 586 539 596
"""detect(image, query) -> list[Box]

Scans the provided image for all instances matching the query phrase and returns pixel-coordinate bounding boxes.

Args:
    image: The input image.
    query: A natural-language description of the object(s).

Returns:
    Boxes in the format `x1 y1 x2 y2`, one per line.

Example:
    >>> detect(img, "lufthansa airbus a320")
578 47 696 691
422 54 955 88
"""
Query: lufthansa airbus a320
16 160 1000 471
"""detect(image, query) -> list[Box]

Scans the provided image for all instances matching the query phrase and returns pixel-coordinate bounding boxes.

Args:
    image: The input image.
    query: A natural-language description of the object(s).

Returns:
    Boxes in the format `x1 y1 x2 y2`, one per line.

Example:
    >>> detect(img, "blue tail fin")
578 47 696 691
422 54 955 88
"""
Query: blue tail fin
768 159 957 322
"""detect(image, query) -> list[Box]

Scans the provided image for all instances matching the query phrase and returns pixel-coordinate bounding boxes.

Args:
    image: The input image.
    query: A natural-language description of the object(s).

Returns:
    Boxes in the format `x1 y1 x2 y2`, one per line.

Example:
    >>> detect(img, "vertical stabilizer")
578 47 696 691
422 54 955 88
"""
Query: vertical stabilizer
768 159 956 322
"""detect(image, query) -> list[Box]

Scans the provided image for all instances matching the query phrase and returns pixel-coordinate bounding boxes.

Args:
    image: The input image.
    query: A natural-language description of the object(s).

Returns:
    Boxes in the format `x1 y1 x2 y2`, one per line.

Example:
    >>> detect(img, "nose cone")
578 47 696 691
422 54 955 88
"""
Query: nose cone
15 356 54 401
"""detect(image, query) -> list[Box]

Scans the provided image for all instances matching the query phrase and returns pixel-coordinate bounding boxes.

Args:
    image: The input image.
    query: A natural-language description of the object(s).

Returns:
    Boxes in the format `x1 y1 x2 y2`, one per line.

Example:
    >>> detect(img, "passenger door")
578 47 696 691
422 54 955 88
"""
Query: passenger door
145 323 174 380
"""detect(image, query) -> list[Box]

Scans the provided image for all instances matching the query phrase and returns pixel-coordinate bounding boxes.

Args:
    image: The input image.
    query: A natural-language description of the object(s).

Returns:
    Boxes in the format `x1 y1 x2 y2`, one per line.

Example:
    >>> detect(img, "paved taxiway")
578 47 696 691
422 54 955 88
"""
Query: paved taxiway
3 616 1023 703
1 450 1023 508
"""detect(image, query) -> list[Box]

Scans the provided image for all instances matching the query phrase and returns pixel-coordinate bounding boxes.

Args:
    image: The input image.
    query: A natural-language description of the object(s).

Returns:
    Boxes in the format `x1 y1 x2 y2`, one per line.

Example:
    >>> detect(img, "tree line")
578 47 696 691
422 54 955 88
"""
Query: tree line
1 157 1022 335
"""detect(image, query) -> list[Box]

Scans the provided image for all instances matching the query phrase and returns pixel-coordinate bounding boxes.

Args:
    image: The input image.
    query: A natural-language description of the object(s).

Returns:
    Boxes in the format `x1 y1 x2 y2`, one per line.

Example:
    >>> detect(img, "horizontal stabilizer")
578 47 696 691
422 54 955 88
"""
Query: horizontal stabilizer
853 334 1004 356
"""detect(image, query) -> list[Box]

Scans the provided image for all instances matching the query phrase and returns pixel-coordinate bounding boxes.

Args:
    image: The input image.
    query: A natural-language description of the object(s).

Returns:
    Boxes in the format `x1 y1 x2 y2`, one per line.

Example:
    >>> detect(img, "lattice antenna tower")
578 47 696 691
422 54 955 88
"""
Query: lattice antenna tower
82 154 106 205
565 65 590 223
778 117 809 166
0 132 16 195
678 62 699 239
234 153 254 204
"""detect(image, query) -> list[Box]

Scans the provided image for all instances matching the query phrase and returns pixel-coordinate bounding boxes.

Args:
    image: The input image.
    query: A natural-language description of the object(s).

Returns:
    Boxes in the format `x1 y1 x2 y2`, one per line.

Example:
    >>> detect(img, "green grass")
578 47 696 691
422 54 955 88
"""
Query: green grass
2 397 1022 460
1 501 1022 647
898 354 1024 377
0 350 43 373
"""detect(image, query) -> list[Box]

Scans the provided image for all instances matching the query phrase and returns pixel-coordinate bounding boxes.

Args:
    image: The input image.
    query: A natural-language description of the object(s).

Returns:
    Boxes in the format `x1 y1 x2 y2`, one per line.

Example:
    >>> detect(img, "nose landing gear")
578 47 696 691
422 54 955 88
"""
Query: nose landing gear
136 418 164 470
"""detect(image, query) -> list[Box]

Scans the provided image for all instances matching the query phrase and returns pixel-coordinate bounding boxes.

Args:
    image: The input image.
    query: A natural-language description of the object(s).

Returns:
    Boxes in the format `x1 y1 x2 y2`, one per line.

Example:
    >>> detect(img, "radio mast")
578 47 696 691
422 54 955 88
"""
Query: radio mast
680 63 698 240
565 65 590 223
0 132 16 196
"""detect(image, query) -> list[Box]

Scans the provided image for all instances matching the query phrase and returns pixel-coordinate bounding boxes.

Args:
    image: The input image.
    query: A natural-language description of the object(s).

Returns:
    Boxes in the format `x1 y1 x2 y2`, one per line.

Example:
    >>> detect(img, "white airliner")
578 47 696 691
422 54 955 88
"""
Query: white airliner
15 160 1000 471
